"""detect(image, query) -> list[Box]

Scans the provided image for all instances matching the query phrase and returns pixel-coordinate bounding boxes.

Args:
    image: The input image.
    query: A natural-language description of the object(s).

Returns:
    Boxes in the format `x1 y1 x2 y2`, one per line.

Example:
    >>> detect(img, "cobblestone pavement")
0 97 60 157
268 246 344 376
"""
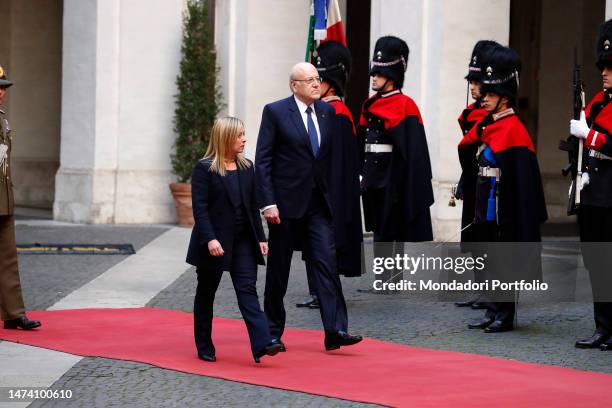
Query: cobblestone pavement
5 224 612 407
28 358 376 408
15 224 169 310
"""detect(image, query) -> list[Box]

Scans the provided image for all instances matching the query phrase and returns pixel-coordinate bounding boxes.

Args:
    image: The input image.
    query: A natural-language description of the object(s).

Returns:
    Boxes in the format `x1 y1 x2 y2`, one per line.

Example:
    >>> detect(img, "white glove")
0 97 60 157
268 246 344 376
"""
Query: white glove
580 172 590 190
570 111 589 139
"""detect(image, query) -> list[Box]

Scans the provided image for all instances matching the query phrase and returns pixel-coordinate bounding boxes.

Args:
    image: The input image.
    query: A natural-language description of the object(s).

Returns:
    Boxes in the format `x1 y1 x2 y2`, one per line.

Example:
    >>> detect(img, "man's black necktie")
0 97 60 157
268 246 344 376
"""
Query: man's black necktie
305 106 319 157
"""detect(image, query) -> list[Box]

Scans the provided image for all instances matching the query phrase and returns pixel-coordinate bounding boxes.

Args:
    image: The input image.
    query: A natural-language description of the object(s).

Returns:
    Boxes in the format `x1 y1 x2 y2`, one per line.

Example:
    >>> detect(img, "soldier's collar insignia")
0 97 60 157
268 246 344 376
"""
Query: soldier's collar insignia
605 40 611 50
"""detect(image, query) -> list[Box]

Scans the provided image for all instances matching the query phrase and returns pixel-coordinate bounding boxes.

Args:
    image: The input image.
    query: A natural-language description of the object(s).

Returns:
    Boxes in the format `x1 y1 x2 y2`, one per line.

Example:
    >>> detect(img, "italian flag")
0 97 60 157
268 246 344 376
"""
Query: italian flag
305 0 346 61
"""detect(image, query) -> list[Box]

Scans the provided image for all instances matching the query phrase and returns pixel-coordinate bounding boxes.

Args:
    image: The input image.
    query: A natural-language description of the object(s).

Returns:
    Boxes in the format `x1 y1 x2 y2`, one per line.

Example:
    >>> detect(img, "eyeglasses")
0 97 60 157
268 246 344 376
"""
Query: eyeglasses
293 76 322 85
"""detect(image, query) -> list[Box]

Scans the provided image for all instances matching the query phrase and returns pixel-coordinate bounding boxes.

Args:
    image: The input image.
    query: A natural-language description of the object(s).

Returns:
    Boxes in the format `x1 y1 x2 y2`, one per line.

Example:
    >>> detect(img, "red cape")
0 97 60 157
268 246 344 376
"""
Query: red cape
586 91 612 133
459 114 535 153
359 93 423 129
458 102 487 132
328 99 356 134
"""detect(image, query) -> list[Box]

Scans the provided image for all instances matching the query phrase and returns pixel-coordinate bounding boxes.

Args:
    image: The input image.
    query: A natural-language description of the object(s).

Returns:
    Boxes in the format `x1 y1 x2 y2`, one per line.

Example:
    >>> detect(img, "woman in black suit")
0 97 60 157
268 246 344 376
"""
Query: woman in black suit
186 117 281 363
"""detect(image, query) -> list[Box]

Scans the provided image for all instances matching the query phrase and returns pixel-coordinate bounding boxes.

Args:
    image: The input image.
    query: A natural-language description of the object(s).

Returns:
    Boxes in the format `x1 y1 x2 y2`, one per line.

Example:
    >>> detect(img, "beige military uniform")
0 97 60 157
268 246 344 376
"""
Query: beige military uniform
0 108 26 320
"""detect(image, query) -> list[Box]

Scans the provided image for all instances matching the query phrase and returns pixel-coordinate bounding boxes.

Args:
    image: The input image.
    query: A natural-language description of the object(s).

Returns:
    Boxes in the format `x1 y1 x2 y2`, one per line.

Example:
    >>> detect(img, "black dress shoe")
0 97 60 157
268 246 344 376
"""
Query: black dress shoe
253 340 283 363
198 353 216 362
273 338 286 352
324 331 363 351
454 300 475 307
484 320 513 333
470 302 487 310
296 297 318 308
3 316 41 330
575 332 609 349
467 318 493 329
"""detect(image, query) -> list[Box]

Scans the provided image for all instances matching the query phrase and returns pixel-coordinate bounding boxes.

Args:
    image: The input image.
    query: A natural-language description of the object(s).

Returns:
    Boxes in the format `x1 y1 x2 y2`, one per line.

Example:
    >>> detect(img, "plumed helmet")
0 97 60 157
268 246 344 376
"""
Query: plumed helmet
313 41 352 97
465 40 501 82
480 44 521 104
596 19 612 70
0 65 13 88
369 36 409 89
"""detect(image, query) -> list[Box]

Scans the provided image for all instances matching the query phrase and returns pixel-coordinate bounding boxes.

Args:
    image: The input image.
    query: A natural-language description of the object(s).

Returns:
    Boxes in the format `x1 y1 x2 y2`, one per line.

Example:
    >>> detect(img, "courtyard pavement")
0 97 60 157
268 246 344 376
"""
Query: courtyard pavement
0 214 609 407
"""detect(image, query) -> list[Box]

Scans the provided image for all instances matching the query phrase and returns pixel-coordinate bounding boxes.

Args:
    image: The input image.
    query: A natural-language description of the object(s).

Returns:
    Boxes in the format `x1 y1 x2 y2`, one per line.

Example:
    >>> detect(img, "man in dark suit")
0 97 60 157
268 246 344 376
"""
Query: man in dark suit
255 62 362 351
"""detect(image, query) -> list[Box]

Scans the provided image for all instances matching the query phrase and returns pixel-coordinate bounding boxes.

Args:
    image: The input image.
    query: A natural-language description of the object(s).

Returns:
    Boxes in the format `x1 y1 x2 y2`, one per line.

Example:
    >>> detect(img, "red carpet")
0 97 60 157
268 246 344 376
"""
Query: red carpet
1 308 611 407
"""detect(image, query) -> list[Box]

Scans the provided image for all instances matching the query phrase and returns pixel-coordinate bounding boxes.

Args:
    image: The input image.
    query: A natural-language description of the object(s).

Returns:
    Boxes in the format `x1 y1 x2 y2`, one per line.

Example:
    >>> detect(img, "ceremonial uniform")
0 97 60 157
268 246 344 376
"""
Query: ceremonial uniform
324 95 362 276
315 41 363 277
359 37 434 243
456 40 498 244
570 19 612 350
360 90 433 241
460 46 547 332
0 66 40 329
456 101 487 244
459 110 547 242
578 89 612 346
0 107 25 322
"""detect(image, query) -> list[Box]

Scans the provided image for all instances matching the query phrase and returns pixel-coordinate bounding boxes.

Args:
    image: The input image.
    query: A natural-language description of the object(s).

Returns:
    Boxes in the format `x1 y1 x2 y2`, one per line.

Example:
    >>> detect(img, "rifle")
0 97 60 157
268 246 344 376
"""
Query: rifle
559 52 586 215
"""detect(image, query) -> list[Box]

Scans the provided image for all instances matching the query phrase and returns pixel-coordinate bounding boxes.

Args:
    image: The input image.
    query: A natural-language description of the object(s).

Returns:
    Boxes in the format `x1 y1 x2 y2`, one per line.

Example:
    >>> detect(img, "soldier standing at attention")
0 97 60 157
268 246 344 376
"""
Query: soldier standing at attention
359 36 434 284
0 65 41 330
459 45 547 333
570 19 612 351
315 41 362 279
454 40 499 310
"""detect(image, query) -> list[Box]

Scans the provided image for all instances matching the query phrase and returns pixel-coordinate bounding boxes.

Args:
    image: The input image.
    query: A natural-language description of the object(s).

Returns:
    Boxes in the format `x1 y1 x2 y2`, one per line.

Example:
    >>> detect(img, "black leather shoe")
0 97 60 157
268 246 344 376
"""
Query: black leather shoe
198 353 216 362
454 300 475 307
600 338 612 351
273 338 286 352
467 318 493 329
296 297 318 308
3 316 41 330
484 320 513 333
470 302 487 310
575 332 609 349
253 340 283 363
324 331 363 351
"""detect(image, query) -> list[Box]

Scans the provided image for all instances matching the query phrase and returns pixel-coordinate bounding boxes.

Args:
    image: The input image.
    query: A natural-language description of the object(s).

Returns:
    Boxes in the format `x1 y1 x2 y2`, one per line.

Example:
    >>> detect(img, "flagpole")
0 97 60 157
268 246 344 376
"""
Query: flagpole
305 0 315 61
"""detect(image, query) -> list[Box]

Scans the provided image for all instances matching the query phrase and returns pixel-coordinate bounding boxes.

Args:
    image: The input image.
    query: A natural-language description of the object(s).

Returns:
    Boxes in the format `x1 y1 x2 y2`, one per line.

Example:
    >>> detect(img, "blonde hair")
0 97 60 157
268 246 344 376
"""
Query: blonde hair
203 117 251 176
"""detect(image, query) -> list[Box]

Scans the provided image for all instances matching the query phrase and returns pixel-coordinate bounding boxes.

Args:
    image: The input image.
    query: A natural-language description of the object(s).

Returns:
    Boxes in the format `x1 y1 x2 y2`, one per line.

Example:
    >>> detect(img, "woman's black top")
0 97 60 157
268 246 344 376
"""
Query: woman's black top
226 169 245 227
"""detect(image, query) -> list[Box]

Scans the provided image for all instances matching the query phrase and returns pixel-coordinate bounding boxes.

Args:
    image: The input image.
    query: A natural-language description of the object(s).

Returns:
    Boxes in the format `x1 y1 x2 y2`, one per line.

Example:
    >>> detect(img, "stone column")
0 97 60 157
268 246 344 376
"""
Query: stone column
55 0 184 223
370 0 510 240
215 0 310 160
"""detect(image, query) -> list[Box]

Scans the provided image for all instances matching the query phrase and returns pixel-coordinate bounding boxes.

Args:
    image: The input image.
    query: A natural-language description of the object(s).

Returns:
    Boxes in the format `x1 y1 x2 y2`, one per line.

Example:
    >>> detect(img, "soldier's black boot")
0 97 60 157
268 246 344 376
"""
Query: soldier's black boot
575 332 609 349
3 316 41 330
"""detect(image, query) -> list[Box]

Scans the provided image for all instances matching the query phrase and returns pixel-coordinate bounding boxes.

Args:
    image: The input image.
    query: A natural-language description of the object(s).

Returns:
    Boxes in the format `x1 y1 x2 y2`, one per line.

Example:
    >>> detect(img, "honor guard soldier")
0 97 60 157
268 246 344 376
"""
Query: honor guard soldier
459 45 547 333
0 65 41 330
455 40 500 309
359 37 434 284
315 41 362 278
570 19 612 351
297 41 363 309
